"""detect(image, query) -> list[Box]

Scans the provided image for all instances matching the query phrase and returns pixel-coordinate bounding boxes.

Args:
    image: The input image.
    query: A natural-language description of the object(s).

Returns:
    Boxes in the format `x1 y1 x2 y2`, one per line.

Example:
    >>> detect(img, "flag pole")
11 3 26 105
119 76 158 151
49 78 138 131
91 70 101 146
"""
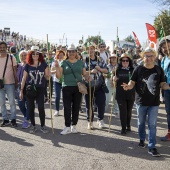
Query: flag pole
159 17 170 58
46 34 54 134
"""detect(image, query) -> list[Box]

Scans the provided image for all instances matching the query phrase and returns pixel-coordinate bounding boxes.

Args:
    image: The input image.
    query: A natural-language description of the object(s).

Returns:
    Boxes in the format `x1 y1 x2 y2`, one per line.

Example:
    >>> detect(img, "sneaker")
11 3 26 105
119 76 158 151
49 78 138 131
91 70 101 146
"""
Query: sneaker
93 107 97 112
97 120 105 129
121 129 126 135
87 122 94 130
160 133 170 141
148 148 161 157
1 119 10 127
79 108 84 113
114 113 120 119
40 126 48 134
22 121 29 129
138 140 146 148
60 127 71 135
54 111 59 117
11 119 17 127
29 126 37 134
71 125 78 133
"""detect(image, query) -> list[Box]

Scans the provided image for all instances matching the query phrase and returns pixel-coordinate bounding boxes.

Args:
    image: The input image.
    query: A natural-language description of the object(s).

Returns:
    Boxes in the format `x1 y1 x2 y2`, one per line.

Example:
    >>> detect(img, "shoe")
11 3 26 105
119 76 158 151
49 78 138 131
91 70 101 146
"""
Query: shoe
93 108 97 112
114 113 120 119
79 109 84 113
44 98 48 103
60 127 71 135
148 148 161 157
71 125 78 133
160 132 170 141
138 140 146 148
11 119 17 127
126 127 131 132
97 120 104 129
87 122 94 130
54 111 59 117
1 119 10 127
29 126 37 134
22 121 29 129
40 126 48 133
121 129 126 135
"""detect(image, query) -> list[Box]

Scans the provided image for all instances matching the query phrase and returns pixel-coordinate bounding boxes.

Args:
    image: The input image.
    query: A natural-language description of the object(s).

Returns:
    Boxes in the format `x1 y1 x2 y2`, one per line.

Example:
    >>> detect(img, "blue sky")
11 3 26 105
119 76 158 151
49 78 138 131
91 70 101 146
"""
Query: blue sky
0 0 162 46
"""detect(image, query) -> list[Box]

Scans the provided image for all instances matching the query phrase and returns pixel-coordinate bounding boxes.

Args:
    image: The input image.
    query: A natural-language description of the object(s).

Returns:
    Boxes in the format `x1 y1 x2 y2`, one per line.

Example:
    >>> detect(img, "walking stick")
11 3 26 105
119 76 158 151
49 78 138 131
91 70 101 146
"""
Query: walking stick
46 34 54 134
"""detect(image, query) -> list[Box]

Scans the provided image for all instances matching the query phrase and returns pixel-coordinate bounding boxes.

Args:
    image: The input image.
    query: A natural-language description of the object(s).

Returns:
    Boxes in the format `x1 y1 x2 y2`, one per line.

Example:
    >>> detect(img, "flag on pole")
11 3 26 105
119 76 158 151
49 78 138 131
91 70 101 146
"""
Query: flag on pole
132 31 141 47
145 23 157 50
48 42 50 51
116 27 119 46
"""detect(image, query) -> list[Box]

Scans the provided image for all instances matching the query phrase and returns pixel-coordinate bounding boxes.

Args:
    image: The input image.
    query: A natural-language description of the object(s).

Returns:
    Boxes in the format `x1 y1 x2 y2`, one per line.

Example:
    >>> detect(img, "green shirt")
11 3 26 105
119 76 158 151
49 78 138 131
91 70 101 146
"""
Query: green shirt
60 60 84 87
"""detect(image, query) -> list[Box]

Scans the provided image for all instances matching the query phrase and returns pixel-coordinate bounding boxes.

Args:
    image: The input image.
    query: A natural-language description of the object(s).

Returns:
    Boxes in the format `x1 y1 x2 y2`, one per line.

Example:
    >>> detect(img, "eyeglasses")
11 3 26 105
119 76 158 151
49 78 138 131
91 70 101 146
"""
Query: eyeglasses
100 46 106 48
68 51 76 53
32 53 39 56
144 55 154 58
122 60 129 62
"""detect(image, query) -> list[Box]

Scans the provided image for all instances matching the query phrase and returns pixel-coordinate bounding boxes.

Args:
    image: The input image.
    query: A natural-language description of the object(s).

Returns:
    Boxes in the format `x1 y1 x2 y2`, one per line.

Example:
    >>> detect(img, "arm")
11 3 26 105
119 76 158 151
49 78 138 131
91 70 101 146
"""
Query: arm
121 80 136 91
45 67 51 80
56 67 63 79
160 82 170 90
82 68 91 81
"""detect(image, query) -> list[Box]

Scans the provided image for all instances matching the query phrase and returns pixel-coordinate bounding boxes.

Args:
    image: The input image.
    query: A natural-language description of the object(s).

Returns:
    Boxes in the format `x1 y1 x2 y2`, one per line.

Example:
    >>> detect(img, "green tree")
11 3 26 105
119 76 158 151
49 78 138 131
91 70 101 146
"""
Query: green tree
124 35 135 43
154 10 170 40
84 35 104 46
151 0 170 6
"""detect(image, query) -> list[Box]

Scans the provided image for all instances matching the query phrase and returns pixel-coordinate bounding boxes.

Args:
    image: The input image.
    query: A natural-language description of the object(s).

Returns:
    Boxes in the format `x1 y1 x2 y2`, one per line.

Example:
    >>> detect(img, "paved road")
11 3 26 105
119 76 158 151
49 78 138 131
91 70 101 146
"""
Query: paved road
0 99 170 170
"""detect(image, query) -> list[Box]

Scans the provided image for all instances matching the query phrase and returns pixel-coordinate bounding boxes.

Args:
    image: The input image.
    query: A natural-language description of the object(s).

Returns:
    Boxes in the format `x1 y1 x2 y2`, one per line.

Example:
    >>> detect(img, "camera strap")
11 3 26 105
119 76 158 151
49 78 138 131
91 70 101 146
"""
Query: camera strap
2 54 9 79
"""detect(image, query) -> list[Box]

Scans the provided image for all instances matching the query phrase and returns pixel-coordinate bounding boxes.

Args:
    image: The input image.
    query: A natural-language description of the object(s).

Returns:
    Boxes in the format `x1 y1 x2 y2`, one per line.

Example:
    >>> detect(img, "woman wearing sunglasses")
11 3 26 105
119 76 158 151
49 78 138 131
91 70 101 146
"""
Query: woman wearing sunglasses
113 53 135 135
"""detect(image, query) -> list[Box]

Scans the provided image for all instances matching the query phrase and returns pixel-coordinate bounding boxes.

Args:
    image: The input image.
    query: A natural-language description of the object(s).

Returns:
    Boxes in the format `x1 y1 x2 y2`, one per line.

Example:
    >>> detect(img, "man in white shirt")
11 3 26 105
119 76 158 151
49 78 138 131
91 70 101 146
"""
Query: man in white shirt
98 42 110 64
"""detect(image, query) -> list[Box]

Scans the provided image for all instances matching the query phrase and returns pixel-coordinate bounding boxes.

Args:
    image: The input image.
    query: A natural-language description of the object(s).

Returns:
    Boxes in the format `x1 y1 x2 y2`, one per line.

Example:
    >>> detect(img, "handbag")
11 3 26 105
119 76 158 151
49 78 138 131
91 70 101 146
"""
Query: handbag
0 55 9 89
26 84 37 98
66 61 88 94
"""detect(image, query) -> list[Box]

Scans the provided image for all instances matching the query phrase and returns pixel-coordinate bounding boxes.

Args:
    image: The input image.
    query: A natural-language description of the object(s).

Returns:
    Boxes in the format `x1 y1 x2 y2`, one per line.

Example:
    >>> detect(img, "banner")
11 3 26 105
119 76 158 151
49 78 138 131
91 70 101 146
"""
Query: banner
132 31 141 47
145 23 157 50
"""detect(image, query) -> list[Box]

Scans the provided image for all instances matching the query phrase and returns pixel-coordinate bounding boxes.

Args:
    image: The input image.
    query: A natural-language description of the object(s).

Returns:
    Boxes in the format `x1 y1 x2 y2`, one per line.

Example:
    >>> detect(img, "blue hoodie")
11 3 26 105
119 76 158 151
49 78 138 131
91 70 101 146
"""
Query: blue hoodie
161 55 170 84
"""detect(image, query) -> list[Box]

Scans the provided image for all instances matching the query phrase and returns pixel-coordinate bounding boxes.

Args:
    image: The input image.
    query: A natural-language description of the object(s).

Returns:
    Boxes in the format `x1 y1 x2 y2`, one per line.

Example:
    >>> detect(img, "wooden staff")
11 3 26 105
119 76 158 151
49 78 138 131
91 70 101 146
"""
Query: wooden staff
46 34 54 134
160 17 170 58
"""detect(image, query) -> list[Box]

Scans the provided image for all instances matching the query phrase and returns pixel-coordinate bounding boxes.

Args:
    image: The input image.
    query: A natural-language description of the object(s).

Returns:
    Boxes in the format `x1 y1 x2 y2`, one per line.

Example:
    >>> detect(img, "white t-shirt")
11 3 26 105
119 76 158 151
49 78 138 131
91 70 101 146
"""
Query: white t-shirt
51 60 62 83
100 51 110 64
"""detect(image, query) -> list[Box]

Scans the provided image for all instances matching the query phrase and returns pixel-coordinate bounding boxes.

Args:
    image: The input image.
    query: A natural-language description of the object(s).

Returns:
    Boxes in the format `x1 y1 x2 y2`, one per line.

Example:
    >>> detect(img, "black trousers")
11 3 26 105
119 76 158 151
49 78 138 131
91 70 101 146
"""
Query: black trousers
62 86 82 127
117 98 134 131
27 87 45 127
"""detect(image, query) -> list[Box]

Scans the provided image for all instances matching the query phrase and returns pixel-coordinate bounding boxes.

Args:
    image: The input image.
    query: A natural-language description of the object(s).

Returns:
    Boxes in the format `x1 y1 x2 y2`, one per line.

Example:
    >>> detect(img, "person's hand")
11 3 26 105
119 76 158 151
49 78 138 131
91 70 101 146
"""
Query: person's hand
95 66 101 71
91 69 98 74
54 60 59 67
113 76 118 82
121 83 129 91
19 91 23 101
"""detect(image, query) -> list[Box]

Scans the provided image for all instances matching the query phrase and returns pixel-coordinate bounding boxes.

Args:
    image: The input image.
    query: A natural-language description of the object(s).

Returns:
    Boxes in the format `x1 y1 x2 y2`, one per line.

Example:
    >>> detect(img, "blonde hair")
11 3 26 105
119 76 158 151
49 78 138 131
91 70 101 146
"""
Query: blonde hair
19 50 28 62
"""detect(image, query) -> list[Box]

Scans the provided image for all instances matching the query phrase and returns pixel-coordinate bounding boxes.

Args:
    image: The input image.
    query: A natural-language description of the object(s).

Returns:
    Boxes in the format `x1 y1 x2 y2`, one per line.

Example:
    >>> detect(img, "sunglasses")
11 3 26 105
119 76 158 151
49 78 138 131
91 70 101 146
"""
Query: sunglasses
68 50 76 53
32 53 39 56
100 46 106 48
144 55 154 58
122 60 129 62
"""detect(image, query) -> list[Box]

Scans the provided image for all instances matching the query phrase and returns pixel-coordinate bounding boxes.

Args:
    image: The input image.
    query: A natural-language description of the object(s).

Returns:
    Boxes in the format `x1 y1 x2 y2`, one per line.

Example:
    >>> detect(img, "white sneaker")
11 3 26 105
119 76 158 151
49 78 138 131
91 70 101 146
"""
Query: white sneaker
54 111 59 116
87 122 94 130
71 125 78 133
60 127 71 135
114 113 120 119
97 120 105 129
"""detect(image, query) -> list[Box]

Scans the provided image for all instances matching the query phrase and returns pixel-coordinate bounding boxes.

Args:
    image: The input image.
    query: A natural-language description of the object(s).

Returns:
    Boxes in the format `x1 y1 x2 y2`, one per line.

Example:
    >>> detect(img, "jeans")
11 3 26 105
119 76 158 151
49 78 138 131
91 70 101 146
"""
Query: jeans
136 104 159 149
62 86 82 127
164 90 170 130
16 89 29 121
0 84 17 120
54 82 62 111
85 87 106 121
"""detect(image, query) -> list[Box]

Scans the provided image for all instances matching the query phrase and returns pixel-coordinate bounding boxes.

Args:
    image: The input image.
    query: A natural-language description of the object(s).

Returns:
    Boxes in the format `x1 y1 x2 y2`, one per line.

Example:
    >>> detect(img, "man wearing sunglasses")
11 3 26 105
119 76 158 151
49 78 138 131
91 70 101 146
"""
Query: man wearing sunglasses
122 47 170 157
99 42 110 65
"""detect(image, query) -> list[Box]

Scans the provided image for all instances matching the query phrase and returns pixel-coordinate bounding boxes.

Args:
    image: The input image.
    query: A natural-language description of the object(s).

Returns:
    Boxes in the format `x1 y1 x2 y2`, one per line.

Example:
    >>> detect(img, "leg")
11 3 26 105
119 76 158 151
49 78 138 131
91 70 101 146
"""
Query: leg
164 90 170 130
136 105 147 141
0 88 8 120
147 106 159 149
71 87 82 125
54 82 62 111
126 100 135 128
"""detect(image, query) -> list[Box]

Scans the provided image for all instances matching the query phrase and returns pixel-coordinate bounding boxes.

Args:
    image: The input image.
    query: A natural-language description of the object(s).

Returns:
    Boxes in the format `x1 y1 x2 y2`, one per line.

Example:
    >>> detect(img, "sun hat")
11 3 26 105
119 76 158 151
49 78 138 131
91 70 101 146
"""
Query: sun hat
119 53 131 60
67 44 76 51
31 46 39 51
109 54 117 58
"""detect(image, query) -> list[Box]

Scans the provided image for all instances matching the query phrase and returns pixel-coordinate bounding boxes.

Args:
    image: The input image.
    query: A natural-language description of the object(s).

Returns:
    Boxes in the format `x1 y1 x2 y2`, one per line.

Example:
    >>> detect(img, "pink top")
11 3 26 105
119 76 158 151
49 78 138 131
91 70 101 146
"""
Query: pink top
0 54 17 84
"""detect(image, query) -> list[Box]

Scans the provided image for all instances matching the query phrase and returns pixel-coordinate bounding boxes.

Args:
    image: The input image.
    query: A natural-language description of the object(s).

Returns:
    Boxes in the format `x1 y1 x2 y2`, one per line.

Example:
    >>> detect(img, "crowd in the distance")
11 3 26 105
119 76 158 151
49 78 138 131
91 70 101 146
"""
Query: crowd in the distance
0 38 170 157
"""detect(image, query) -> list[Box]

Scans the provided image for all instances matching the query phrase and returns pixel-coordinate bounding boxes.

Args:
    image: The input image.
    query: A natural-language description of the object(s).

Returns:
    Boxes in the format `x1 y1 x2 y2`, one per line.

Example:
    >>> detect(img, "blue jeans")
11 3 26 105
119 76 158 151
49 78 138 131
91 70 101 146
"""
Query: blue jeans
54 82 62 111
16 89 29 121
136 105 159 149
164 90 170 130
0 84 17 120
